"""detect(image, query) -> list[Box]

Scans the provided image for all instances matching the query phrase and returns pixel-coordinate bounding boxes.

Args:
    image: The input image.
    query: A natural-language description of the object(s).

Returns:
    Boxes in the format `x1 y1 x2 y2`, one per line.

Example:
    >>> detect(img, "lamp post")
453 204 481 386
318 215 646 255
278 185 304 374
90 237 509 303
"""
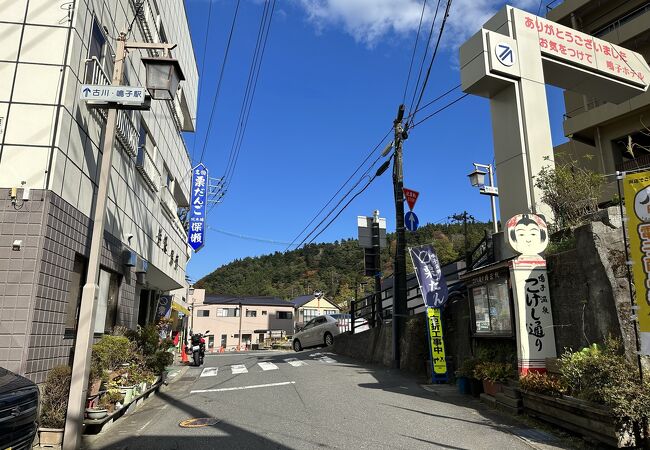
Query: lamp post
468 163 499 233
63 32 185 449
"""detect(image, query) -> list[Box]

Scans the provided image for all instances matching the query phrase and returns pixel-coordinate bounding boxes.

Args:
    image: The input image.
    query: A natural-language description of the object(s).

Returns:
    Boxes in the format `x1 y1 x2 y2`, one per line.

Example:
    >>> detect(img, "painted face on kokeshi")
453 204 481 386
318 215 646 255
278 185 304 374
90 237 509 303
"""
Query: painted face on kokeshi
634 187 650 222
507 214 549 256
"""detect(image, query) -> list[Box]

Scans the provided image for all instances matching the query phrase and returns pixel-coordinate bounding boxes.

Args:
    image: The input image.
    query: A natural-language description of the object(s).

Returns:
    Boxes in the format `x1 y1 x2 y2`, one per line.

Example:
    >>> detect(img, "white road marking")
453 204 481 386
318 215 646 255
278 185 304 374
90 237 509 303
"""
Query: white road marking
231 364 248 374
309 352 322 357
191 381 295 394
316 356 336 363
200 367 219 377
284 358 308 367
258 362 278 371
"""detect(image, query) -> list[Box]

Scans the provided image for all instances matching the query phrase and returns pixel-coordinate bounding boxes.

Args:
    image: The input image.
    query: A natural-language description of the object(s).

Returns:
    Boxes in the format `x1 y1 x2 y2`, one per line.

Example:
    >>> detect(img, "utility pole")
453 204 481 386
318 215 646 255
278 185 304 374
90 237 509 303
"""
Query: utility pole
450 211 475 265
392 104 408 369
238 302 243 350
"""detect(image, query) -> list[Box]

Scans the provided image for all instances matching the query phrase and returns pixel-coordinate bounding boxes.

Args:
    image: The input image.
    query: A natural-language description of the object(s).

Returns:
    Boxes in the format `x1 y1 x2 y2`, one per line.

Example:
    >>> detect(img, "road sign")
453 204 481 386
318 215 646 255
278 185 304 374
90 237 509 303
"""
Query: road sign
405 211 419 232
79 84 146 105
480 185 499 196
403 188 419 210
495 43 515 67
357 216 387 248
188 163 208 251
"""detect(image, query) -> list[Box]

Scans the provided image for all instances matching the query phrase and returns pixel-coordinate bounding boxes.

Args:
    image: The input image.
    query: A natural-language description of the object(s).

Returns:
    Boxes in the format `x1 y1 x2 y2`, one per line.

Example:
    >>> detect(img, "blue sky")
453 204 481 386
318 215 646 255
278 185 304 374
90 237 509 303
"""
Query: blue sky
183 0 568 281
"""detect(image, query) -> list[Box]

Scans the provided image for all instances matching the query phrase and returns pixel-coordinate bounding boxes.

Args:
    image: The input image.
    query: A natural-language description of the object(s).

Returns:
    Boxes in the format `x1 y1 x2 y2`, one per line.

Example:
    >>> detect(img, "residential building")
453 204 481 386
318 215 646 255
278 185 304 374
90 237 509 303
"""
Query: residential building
290 293 340 329
0 0 197 382
546 0 650 198
189 289 295 350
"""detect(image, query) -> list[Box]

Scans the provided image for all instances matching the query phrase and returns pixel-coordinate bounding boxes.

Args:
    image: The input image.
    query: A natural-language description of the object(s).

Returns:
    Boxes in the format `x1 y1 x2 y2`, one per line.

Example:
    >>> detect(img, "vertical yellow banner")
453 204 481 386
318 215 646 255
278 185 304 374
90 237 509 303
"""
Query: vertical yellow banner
624 171 650 354
427 307 447 379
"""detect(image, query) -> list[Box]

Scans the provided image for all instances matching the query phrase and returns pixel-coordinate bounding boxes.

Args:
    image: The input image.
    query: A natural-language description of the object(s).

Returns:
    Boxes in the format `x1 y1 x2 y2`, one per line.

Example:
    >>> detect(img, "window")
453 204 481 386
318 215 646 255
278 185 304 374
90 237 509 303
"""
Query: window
262 311 267 316
217 308 239 317
197 310 209 317
277 311 293 320
246 310 257 317
303 308 318 322
94 269 120 334
323 309 338 316
86 19 111 83
471 278 512 336
65 255 87 334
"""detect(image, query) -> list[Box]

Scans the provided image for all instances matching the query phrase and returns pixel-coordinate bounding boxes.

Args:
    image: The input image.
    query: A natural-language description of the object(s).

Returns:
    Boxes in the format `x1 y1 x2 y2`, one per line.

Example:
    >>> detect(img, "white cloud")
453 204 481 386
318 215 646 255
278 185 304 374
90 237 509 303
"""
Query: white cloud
296 0 540 48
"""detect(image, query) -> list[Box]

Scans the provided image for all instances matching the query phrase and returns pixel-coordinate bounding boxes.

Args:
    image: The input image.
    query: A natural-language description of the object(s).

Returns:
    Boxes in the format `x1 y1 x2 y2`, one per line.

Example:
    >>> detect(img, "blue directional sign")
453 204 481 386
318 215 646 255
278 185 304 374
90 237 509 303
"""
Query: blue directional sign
405 211 419 232
188 163 208 251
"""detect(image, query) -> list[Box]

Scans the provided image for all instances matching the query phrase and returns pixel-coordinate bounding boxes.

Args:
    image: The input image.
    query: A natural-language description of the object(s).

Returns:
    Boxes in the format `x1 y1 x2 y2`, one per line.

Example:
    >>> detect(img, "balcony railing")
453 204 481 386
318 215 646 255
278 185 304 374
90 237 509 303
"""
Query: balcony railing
161 186 188 238
136 145 161 192
84 58 139 158
617 153 650 172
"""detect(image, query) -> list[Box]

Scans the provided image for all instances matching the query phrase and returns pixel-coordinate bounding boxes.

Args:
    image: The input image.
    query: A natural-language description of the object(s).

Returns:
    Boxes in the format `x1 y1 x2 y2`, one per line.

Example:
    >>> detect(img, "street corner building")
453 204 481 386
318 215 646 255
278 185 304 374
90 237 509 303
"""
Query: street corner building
0 0 198 383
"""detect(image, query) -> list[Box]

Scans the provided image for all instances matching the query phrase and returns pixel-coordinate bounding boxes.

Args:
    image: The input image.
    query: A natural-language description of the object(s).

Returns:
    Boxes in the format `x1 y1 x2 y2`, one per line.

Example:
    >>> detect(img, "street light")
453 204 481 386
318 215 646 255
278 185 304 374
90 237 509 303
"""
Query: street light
63 33 186 450
467 163 499 233
141 56 185 100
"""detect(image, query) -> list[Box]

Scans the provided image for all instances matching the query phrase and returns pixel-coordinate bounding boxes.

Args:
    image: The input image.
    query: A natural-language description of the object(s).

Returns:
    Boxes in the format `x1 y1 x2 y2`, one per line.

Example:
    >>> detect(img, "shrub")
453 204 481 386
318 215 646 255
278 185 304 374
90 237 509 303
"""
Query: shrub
98 390 123 413
456 358 481 378
91 335 134 371
560 339 650 438
40 366 72 428
145 350 174 375
519 372 565 397
474 361 514 383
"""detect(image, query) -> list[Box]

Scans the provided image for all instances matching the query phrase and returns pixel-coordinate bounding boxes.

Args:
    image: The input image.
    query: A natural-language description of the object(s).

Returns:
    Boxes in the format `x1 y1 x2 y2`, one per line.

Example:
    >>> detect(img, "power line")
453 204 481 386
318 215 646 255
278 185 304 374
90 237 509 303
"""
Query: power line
402 0 428 104
285 128 393 251
410 0 453 125
197 0 242 164
408 0 443 116
411 93 469 128
206 225 292 245
406 83 460 119
190 0 215 164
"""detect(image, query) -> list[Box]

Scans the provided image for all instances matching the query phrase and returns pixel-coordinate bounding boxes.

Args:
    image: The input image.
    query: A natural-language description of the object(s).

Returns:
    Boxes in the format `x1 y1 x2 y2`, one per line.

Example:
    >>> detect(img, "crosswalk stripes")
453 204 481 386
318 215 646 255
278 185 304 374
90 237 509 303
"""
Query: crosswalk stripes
231 364 248 374
317 356 335 363
284 358 308 367
200 367 218 377
258 362 278 371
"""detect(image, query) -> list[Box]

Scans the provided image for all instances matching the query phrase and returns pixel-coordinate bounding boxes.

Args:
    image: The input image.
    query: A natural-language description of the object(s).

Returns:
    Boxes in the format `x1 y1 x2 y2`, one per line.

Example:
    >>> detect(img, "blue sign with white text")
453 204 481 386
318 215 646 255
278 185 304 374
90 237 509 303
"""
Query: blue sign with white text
405 211 419 231
188 163 208 251
409 244 449 308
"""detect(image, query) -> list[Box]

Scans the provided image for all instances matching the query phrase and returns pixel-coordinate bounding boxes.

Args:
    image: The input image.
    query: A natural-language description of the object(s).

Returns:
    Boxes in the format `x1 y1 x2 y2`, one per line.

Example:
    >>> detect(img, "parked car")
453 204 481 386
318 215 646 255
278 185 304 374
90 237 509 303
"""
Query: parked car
0 366 39 450
292 315 341 351
327 313 369 333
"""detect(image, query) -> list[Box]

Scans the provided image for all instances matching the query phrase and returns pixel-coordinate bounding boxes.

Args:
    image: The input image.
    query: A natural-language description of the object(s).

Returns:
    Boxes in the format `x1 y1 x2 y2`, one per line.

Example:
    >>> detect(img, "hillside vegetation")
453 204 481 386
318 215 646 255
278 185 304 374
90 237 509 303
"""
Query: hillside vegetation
196 219 491 308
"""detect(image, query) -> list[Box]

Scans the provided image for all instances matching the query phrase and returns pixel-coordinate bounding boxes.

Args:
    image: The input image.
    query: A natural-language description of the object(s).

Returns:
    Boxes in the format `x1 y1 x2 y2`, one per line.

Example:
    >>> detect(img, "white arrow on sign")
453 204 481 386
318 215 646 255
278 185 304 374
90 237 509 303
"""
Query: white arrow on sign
79 84 146 105
496 43 515 67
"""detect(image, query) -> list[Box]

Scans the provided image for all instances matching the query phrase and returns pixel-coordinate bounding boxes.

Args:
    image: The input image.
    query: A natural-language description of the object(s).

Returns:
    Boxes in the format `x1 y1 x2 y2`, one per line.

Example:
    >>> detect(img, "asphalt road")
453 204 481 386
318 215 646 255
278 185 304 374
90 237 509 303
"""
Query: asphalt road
84 350 565 450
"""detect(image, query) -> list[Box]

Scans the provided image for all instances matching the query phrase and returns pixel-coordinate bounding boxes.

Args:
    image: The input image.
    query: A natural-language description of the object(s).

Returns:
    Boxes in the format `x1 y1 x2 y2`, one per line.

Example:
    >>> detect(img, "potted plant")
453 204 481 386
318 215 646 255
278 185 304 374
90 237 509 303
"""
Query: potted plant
455 358 480 395
39 366 71 446
97 390 124 414
474 361 513 396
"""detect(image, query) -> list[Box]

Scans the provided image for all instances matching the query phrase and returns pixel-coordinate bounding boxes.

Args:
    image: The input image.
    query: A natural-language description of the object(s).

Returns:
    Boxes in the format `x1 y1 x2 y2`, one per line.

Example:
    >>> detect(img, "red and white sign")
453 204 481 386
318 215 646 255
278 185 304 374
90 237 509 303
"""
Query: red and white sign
403 188 419 211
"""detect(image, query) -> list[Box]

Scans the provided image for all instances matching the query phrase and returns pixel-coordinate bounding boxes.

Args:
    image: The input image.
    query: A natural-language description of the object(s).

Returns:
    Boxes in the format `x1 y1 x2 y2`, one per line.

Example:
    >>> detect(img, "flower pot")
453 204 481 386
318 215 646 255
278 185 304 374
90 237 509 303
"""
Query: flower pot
85 408 108 420
469 378 483 398
39 428 64 446
482 380 503 397
140 381 147 395
119 385 135 404
456 376 471 395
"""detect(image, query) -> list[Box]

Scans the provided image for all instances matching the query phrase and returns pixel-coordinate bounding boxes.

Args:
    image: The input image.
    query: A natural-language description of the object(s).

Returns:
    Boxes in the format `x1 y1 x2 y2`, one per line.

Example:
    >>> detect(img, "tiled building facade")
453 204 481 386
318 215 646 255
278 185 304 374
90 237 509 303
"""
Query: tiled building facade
0 0 198 382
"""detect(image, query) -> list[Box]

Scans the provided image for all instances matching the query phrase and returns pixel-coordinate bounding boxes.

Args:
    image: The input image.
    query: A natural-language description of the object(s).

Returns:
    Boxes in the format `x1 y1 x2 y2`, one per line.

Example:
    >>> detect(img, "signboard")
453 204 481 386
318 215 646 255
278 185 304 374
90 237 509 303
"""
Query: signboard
409 244 448 308
506 213 556 373
624 171 650 354
495 43 515 67
427 307 447 382
405 211 419 232
357 216 387 249
188 163 208 251
79 84 146 104
518 12 649 88
403 188 419 210
156 295 172 339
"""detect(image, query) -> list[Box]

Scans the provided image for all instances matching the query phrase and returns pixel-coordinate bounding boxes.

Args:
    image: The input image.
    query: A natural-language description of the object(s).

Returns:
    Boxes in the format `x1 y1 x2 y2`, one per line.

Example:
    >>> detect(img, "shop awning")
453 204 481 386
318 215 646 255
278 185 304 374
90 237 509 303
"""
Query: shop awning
172 297 190 315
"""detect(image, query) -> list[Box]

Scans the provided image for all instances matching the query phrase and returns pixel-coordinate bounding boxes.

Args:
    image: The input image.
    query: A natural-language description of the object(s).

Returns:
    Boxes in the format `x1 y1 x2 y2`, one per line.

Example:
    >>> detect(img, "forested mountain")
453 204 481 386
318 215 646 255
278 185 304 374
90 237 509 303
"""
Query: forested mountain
196 218 491 308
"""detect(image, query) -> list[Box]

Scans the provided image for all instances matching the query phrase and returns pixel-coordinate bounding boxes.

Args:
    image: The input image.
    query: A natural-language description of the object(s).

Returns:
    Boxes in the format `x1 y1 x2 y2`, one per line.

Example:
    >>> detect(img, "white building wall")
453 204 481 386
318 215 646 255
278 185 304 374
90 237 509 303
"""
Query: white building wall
0 0 198 290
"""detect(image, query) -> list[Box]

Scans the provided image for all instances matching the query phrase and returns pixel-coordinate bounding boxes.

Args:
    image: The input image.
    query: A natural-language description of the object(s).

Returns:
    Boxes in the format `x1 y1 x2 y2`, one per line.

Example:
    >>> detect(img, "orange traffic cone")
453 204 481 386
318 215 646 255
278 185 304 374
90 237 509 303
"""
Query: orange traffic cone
181 343 189 363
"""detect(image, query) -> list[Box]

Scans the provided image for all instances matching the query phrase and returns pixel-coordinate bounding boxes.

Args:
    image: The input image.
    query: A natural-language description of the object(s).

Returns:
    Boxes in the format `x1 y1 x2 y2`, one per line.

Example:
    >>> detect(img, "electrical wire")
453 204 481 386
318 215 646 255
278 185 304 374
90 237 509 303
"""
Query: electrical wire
402 0 428 104
190 0 215 164
206 225 293 246
197 0 242 164
406 83 460 120
410 0 453 126
408 0 443 116
285 128 393 251
411 93 469 128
